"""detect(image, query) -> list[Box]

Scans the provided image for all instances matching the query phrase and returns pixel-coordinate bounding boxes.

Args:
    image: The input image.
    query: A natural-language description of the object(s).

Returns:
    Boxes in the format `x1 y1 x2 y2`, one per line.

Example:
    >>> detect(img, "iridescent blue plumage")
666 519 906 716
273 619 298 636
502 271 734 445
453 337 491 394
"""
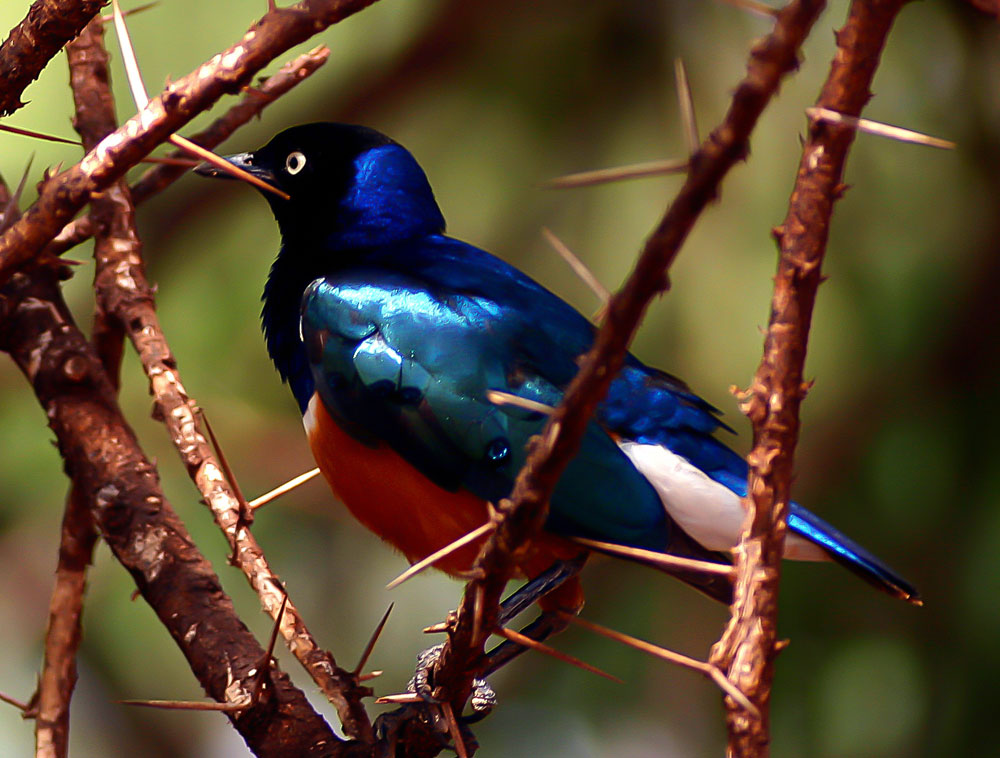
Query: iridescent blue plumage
201 122 918 605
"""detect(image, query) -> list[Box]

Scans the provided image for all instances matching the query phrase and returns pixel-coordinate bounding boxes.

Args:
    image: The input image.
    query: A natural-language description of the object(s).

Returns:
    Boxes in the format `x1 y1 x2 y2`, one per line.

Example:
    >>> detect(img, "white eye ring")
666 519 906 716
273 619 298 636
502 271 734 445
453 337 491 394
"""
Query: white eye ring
285 151 307 175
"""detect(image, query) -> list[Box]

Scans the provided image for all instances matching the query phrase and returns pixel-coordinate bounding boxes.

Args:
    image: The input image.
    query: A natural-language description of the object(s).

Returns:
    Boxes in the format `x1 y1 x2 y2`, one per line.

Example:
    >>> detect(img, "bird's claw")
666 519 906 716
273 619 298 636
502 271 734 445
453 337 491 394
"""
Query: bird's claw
407 643 497 720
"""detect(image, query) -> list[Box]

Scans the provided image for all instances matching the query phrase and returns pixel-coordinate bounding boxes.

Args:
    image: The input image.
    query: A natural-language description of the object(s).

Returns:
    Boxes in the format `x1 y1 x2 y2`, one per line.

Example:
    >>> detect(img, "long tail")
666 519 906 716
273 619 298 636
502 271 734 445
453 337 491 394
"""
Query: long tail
788 503 921 605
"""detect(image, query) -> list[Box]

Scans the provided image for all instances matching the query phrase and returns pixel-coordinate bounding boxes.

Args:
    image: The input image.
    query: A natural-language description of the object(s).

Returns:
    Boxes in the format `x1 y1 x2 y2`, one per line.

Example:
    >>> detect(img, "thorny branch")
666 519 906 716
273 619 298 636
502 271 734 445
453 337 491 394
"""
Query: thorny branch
426 0 828 730
0 0 107 116
0 268 341 756
46 45 332 258
2 167 100 758
710 2 913 756
0 0 379 286
62 11 374 745
34 488 97 758
29 22 118 757
0 0 922 755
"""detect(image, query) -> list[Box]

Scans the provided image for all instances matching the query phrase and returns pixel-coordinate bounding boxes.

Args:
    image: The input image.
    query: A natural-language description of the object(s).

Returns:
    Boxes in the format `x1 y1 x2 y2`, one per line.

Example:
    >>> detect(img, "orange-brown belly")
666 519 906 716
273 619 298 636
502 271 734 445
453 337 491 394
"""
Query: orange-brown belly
304 393 493 575
303 393 584 590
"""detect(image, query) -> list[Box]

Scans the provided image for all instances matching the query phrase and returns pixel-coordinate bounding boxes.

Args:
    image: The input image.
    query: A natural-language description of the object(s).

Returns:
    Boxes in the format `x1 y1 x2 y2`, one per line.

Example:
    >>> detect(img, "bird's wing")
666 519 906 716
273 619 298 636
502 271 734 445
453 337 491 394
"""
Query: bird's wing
301 239 917 603
299 268 713 558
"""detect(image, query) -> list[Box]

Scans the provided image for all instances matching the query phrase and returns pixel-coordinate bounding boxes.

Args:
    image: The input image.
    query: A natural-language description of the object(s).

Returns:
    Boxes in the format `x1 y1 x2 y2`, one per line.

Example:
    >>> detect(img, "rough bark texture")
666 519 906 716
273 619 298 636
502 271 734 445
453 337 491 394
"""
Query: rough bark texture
0 0 378 284
47 45 331 258
0 268 343 756
423 2 829 739
0 0 106 116
709 2 912 756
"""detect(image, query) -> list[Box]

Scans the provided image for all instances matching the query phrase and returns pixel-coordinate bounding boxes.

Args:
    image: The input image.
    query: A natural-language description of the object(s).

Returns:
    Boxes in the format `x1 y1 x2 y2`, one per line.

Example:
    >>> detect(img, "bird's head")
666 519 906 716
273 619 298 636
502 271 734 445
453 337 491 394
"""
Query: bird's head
196 123 445 248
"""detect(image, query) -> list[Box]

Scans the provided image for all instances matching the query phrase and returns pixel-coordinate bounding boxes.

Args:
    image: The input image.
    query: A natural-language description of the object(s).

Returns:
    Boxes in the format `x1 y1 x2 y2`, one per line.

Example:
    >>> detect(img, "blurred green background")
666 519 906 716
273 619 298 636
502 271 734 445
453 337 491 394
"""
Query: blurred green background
0 0 995 755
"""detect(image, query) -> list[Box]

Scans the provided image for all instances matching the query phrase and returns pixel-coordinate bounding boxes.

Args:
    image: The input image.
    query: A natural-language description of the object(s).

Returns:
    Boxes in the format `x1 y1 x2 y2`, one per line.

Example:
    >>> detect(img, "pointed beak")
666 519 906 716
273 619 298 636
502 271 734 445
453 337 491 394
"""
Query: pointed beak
193 152 276 184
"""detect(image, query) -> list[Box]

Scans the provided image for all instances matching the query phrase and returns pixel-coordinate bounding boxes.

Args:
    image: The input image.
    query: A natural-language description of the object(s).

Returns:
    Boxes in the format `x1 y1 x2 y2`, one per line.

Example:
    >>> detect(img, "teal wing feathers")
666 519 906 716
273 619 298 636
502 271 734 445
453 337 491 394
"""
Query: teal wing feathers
299 271 681 554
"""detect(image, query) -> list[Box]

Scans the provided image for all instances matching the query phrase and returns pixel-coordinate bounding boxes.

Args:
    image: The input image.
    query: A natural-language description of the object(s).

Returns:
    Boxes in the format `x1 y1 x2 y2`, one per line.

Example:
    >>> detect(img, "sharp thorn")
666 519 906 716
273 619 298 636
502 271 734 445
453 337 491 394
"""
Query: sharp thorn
541 227 610 305
249 468 321 510
675 58 700 154
561 613 759 717
569 536 733 576
375 693 425 705
352 603 394 677
485 389 556 416
542 158 689 189
386 522 495 590
806 107 955 150
495 626 622 683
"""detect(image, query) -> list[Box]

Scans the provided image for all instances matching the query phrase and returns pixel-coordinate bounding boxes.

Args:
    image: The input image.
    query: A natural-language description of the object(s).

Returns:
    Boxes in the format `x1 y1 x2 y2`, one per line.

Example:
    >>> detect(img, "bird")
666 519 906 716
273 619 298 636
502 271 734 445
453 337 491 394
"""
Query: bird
195 122 919 631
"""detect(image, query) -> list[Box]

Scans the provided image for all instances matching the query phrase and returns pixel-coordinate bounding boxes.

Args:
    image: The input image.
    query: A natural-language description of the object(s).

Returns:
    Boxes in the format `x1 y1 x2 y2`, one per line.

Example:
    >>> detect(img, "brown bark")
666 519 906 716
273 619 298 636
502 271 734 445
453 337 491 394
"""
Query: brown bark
710 2 913 756
0 0 106 116
0 267 343 756
47 46 331 258
425 0 829 732
0 0 379 285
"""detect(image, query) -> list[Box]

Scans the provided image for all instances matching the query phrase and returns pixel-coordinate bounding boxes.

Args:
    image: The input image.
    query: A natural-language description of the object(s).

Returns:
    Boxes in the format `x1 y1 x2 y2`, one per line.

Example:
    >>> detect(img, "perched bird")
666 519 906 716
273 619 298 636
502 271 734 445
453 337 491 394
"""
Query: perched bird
196 123 919 626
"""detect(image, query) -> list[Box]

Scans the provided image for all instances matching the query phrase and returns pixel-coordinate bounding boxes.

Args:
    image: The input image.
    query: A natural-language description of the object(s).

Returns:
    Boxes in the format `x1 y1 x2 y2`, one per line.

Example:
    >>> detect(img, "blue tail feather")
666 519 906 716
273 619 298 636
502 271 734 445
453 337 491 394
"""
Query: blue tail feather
788 503 921 605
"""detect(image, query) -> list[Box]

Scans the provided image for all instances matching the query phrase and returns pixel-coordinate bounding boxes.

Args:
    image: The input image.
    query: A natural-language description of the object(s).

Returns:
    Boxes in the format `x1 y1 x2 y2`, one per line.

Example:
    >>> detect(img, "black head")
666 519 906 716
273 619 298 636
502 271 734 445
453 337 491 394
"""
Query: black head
196 123 445 247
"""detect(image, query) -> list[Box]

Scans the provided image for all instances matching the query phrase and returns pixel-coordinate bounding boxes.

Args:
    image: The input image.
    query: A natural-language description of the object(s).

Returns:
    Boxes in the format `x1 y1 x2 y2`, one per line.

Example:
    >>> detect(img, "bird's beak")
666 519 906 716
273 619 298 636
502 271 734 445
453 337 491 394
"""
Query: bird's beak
193 152 276 183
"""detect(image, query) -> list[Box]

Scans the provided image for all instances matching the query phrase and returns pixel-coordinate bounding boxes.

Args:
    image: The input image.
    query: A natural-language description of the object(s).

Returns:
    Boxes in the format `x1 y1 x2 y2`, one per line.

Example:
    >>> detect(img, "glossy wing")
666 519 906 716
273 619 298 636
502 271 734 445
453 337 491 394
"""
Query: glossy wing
300 271 697 555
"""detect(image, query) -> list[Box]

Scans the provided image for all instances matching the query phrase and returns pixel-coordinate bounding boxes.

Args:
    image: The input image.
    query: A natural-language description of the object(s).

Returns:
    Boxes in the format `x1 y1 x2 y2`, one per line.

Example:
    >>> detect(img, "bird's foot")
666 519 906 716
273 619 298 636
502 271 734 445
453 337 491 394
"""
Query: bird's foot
408 643 497 720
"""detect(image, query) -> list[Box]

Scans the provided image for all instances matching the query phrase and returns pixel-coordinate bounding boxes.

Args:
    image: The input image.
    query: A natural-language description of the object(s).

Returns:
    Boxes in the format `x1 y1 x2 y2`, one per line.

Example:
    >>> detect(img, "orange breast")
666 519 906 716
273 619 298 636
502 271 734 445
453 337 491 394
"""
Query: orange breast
304 393 586 600
304 394 492 575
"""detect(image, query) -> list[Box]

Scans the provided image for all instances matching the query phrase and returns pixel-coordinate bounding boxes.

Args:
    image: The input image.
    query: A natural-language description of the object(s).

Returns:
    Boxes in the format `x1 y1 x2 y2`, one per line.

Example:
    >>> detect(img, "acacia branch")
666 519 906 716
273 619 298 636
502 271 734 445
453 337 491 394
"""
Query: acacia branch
46 45 331 258
0 0 379 286
428 0 828 723
710 1 912 755
0 267 341 757
57 12 373 743
29 23 118 756
0 0 106 116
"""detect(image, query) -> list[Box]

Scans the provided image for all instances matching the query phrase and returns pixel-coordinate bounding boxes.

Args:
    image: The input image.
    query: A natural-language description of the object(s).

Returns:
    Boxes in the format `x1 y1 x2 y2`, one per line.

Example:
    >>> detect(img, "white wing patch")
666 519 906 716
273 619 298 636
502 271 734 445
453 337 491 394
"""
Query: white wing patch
617 441 828 562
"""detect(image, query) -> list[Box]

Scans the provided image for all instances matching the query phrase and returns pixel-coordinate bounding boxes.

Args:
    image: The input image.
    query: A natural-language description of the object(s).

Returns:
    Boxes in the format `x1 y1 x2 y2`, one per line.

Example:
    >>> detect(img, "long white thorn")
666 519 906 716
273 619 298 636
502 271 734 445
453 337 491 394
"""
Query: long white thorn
249 468 322 511
542 158 689 189
485 390 556 416
675 58 700 155
806 107 955 150
385 522 496 590
542 227 610 306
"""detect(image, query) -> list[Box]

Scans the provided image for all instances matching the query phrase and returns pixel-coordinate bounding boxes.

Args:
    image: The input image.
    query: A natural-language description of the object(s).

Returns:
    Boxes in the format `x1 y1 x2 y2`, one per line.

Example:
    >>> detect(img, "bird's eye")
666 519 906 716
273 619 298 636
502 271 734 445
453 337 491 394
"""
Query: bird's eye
285 151 307 175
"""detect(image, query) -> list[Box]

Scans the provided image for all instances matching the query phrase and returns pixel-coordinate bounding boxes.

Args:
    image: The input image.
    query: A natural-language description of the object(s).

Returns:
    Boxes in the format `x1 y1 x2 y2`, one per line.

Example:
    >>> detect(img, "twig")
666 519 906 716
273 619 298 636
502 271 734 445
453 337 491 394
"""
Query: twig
709 2 914 755
31 24 121 753
0 268 339 756
0 0 379 286
62 8 374 743
0 0 107 116
47 45 331 258
35 487 98 758
425 0 828 726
